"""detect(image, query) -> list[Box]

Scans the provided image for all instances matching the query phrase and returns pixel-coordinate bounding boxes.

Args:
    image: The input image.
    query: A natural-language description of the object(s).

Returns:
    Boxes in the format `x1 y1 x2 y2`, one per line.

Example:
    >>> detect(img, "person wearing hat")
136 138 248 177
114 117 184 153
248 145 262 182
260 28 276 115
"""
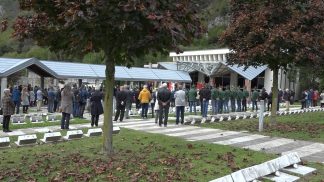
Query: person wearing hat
157 83 172 127
187 85 197 115
1 89 15 132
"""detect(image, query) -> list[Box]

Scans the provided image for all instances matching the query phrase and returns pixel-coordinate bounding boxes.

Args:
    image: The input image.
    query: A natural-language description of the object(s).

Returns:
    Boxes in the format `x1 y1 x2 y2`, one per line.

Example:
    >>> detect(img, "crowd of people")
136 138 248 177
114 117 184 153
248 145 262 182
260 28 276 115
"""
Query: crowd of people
1 82 324 132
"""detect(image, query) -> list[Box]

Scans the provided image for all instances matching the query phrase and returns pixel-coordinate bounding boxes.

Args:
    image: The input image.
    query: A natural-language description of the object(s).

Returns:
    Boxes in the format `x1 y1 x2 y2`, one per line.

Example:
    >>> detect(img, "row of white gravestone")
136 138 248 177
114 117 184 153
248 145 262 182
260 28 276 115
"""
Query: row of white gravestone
184 107 324 125
0 114 62 125
211 152 317 182
0 127 120 147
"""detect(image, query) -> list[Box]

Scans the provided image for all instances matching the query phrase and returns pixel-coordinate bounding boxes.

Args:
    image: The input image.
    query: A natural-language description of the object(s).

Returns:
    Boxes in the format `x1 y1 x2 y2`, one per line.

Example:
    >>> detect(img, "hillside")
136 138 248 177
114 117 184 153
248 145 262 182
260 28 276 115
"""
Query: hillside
0 0 229 65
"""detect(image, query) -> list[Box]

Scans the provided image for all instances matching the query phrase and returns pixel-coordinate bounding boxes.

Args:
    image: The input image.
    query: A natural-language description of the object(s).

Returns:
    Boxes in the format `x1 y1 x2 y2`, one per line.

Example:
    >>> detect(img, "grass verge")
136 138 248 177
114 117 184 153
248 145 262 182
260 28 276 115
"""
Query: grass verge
199 112 324 143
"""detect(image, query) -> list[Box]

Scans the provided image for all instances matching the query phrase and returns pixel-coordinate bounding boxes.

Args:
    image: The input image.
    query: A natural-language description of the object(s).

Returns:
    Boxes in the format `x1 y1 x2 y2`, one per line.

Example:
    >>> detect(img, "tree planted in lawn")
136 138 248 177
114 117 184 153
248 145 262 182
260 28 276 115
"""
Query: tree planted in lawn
220 0 324 124
13 0 204 154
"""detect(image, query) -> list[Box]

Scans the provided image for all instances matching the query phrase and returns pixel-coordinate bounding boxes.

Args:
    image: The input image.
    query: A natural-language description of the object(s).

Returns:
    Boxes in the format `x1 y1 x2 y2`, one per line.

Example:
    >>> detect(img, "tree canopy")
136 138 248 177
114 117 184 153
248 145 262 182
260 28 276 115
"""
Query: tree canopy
13 0 204 154
220 0 324 70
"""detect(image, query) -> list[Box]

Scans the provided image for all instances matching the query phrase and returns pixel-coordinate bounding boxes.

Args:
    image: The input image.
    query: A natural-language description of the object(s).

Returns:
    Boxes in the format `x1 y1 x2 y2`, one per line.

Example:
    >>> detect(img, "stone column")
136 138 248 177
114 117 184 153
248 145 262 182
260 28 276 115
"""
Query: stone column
78 79 82 87
230 72 238 88
264 68 273 93
40 76 45 89
1 77 7 100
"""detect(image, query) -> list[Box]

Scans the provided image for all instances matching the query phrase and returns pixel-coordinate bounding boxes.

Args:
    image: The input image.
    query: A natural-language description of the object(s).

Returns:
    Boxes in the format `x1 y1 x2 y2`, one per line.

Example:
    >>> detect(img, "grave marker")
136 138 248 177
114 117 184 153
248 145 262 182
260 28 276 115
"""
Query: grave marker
85 128 103 137
15 134 37 146
0 137 10 148
40 132 62 143
63 130 83 140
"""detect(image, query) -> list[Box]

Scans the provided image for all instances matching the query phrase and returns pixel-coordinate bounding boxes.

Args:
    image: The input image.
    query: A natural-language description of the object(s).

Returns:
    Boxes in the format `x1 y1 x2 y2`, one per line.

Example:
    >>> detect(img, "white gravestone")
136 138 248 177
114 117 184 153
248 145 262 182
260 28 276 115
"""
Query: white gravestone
63 130 83 140
0 137 10 148
46 115 58 122
41 132 62 143
85 128 103 137
30 115 43 123
281 164 316 176
113 126 121 134
15 134 37 146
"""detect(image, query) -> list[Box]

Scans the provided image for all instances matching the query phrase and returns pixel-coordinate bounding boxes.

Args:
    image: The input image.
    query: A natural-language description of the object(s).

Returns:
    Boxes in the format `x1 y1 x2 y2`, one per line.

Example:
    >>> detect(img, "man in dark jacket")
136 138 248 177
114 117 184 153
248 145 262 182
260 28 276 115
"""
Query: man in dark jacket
199 84 211 118
124 85 133 119
114 86 128 122
157 83 172 127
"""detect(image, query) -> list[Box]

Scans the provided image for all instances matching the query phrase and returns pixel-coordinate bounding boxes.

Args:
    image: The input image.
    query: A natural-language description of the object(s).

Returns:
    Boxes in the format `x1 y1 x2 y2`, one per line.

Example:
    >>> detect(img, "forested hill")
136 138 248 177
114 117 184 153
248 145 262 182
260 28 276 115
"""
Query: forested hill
0 0 229 66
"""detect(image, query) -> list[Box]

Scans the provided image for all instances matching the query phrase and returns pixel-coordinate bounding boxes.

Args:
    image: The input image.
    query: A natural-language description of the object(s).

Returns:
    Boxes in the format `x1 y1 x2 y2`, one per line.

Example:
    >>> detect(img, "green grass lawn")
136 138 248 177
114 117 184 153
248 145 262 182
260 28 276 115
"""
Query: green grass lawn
0 129 274 181
199 112 324 143
0 129 322 181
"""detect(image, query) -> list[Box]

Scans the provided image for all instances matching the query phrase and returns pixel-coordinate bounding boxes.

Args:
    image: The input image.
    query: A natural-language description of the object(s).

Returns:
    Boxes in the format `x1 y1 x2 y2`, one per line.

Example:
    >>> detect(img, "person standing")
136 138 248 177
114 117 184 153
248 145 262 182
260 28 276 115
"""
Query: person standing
260 88 268 111
154 87 161 124
320 90 324 108
211 86 218 115
29 89 35 107
157 83 171 127
60 85 73 130
187 85 197 115
236 87 243 112
90 86 104 127
114 86 128 122
301 90 307 109
251 88 259 112
36 89 43 111
138 85 151 119
79 86 88 119
53 88 59 112
12 86 21 114
283 89 291 111
267 91 273 111
242 87 249 112
199 84 211 118
230 86 237 113
124 85 133 119
1 89 15 132
21 87 30 114
223 87 230 113
174 85 186 125
72 85 80 118
218 87 224 114
47 87 55 113
150 88 157 118
313 90 319 107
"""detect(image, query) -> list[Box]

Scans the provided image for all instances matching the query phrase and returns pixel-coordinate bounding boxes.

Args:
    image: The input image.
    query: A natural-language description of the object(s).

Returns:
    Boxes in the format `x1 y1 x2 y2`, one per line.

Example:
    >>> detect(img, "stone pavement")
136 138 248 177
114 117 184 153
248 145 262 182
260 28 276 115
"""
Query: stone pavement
1 109 323 164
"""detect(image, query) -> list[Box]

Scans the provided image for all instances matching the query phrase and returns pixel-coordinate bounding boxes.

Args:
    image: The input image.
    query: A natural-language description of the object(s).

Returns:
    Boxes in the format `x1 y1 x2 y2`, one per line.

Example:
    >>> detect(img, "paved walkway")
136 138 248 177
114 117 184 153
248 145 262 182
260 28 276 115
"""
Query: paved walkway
1 115 323 163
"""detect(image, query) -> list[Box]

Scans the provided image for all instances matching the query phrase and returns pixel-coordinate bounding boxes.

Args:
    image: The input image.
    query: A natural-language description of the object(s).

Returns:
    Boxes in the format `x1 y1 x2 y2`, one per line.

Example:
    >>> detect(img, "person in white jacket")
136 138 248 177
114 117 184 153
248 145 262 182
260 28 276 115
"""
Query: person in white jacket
320 91 324 108
174 85 186 125
154 86 162 124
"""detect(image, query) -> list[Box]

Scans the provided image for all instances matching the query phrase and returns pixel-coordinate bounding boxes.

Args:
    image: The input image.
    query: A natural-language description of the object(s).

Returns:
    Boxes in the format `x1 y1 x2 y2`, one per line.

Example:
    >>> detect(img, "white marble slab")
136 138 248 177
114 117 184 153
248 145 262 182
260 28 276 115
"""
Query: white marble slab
166 129 216 137
244 138 295 151
214 135 268 145
187 131 241 142
282 143 324 158
0 137 10 148
263 172 299 182
40 132 62 143
34 128 52 133
281 165 316 176
149 127 194 134
114 120 153 126
7 130 26 136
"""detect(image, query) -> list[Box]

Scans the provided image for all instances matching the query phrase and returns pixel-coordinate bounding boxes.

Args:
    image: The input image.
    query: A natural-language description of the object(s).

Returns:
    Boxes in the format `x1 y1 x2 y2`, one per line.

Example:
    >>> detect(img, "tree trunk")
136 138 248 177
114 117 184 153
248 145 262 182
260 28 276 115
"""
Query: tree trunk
103 53 115 155
270 68 279 125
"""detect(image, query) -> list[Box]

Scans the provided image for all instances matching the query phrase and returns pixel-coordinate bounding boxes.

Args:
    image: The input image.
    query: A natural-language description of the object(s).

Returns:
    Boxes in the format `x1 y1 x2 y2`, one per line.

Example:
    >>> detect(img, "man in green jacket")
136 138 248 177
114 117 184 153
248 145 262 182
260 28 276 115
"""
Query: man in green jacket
224 86 230 113
187 85 197 115
236 87 243 112
252 88 259 112
218 87 225 114
230 86 237 112
211 86 220 115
